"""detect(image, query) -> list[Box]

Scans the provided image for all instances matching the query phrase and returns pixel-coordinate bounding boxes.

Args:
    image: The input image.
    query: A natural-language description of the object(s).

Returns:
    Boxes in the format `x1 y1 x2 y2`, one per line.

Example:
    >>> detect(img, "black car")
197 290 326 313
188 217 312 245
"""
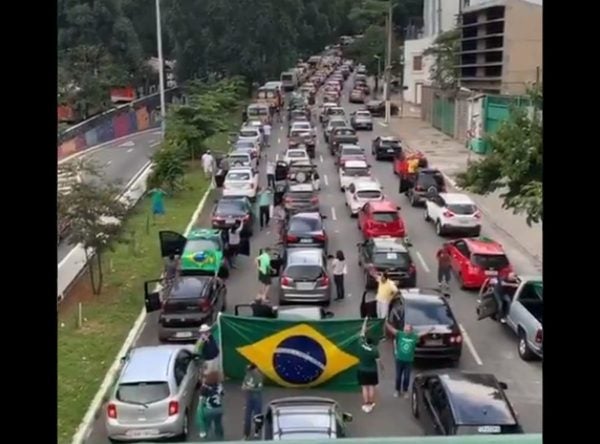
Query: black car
210 196 254 236
366 100 399 117
406 168 446 207
328 127 358 154
282 212 328 250
253 397 353 440
411 372 523 436
144 276 227 342
372 136 402 160
358 237 416 289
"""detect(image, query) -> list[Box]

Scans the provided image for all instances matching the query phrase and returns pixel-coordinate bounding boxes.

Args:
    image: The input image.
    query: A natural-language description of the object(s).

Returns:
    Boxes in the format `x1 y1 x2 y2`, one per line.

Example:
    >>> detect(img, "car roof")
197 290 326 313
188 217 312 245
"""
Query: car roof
380 136 399 141
289 183 314 192
188 228 220 239
229 151 251 157
353 180 381 191
356 110 371 114
400 288 447 304
323 102 338 107
340 144 361 150
291 121 311 126
439 373 517 426
291 211 321 220
286 248 324 266
344 160 368 168
438 193 475 205
226 168 252 175
277 306 323 321
368 200 397 212
270 397 338 437
120 345 185 383
372 236 408 252
463 238 505 255
169 276 211 299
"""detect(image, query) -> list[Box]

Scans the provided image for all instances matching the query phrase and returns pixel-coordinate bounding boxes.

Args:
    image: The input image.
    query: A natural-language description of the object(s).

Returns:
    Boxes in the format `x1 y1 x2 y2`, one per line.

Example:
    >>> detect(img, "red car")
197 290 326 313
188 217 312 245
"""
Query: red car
357 200 406 239
444 238 513 289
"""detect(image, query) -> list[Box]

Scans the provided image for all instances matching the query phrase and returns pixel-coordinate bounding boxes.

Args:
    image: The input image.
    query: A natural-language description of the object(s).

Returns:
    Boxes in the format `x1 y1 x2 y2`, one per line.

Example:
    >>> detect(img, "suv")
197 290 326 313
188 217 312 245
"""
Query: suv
144 275 227 342
411 372 523 435
406 168 446 206
358 236 416 288
425 193 481 237
253 397 353 440
372 136 402 160
328 127 358 154
273 248 332 305
105 345 199 441
283 183 319 214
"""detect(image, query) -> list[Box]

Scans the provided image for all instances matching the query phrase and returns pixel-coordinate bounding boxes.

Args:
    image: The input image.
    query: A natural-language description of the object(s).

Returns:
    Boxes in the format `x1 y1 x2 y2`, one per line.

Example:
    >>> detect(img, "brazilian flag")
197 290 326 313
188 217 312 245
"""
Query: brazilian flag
218 314 383 390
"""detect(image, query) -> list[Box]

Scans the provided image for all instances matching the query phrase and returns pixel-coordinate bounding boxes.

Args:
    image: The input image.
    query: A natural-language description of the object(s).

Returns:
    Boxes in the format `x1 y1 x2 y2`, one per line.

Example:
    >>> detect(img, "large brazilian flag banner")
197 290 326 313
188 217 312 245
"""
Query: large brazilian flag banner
218 314 383 390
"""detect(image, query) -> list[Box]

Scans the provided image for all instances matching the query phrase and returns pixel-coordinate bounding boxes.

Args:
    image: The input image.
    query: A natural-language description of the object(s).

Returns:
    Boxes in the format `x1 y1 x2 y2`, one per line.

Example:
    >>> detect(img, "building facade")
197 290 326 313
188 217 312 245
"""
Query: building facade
457 0 542 94
403 0 461 105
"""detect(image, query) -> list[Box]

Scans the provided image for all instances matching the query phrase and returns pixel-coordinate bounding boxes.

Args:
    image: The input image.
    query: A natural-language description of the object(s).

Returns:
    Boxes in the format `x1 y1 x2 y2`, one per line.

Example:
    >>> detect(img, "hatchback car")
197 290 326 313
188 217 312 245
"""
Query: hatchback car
144 275 227 342
338 159 372 191
283 148 310 164
350 110 373 131
238 126 263 149
105 345 199 441
406 168 446 206
273 248 332 305
227 151 255 170
411 372 523 435
444 238 513 289
324 117 348 143
336 144 366 166
349 88 366 103
425 193 482 237
253 397 353 440
223 167 259 200
357 200 406 239
372 136 402 160
210 196 254 236
344 179 383 216
358 236 416 288
284 183 320 214
329 127 358 154
282 212 328 250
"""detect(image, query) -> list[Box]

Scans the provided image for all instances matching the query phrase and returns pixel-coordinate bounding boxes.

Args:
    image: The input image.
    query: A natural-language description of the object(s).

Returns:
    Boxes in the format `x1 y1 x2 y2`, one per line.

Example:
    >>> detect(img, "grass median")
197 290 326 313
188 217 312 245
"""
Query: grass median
56 109 246 443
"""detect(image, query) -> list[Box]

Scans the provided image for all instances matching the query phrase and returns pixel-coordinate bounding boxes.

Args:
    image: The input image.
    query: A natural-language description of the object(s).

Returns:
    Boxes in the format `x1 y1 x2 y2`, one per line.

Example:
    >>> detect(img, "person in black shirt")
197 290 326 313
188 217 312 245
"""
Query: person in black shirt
251 297 277 318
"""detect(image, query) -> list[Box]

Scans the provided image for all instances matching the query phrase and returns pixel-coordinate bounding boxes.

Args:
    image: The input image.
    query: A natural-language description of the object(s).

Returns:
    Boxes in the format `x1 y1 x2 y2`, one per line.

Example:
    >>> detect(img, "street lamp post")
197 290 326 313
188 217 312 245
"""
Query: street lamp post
155 0 167 136
384 0 393 124
374 55 381 98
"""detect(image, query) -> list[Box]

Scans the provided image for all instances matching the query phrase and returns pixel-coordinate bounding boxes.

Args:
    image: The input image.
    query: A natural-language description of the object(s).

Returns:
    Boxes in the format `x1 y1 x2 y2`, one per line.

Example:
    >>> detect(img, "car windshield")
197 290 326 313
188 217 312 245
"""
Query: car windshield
331 109 345 115
356 112 371 118
447 204 477 215
373 251 410 267
372 212 398 222
186 239 218 251
117 381 170 404
229 155 249 164
248 108 268 116
227 171 251 181
288 191 314 200
240 130 258 138
235 142 254 149
342 148 363 156
284 265 323 280
343 167 369 176
215 202 246 216
381 140 400 148
472 254 509 269
405 301 455 327
293 124 311 130
357 190 382 199
336 129 355 136
417 172 445 188
289 217 322 232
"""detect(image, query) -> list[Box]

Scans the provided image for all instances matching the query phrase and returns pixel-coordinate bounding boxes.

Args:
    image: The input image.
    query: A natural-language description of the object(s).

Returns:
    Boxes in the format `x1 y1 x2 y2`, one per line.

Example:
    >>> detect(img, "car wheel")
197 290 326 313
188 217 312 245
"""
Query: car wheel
518 330 536 361
411 389 420 418
410 193 418 207
424 209 431 222
435 220 444 236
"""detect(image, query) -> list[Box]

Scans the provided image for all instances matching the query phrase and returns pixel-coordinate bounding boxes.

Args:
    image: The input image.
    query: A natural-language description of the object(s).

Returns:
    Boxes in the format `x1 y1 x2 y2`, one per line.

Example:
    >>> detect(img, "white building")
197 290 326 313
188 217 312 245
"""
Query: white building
403 0 461 104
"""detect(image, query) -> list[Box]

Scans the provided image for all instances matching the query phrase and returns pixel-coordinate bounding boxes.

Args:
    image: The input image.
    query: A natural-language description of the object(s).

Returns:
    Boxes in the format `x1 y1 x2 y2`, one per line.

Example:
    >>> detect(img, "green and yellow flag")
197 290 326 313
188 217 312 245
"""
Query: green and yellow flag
218 314 383 390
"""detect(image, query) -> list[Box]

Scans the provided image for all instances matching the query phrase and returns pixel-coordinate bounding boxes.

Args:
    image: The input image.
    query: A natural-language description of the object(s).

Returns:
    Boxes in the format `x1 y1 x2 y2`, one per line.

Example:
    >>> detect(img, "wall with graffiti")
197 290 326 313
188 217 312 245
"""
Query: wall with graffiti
57 88 183 161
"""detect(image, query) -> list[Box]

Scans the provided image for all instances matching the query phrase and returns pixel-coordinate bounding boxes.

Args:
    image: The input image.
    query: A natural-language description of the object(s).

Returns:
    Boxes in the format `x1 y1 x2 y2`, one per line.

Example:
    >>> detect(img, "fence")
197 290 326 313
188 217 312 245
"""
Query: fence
57 87 184 161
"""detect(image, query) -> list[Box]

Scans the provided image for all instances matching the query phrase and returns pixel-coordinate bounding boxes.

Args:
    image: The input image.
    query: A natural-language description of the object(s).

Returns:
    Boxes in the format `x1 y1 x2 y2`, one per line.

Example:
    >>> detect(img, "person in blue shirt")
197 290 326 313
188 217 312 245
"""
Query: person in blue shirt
256 187 273 229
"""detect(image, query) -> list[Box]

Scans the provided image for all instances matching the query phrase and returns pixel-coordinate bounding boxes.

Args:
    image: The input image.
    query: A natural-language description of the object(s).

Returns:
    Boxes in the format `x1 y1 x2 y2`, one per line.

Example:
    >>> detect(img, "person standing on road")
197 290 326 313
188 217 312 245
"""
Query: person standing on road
328 250 347 301
195 324 221 376
196 372 225 440
386 321 419 399
372 270 399 319
256 248 272 299
227 221 244 269
257 187 273 229
242 363 264 439
436 246 452 290
266 159 276 188
356 319 382 413
201 150 215 179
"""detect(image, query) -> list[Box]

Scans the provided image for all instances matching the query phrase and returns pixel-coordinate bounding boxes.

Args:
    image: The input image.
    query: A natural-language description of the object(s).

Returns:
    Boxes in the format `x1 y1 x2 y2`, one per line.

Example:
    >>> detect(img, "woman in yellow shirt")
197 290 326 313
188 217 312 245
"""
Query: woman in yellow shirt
373 271 399 319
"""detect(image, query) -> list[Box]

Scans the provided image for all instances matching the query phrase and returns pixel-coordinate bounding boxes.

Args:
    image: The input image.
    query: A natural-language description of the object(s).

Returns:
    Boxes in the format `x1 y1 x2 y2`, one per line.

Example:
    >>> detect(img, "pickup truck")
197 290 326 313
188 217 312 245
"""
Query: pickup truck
476 276 543 361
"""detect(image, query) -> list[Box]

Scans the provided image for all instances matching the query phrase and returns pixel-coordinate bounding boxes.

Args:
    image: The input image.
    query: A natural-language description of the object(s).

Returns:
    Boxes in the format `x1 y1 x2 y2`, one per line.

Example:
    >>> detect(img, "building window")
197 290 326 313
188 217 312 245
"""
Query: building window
413 55 423 71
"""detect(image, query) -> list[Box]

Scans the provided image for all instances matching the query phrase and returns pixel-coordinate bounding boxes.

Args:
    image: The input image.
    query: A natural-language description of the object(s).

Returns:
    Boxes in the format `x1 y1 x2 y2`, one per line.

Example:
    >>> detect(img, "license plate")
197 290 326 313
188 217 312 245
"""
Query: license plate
387 149 394 153
296 282 314 290
126 429 160 438
426 339 443 346
300 238 312 243
478 426 501 434
225 218 235 224
175 331 193 338
484 270 498 276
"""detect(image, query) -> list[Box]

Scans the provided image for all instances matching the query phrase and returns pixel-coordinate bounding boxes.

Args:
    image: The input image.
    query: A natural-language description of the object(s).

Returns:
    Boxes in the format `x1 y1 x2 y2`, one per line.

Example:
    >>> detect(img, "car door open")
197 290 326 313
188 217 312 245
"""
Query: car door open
159 230 187 257
144 278 164 313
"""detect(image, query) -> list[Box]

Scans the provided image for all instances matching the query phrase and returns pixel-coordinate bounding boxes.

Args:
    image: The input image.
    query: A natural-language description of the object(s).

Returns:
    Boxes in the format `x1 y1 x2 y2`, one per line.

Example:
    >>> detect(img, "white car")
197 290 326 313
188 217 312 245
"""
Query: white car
223 167 259 199
227 151 256 169
290 121 314 135
338 159 372 191
284 148 310 164
424 192 482 236
237 126 263 151
344 180 384 216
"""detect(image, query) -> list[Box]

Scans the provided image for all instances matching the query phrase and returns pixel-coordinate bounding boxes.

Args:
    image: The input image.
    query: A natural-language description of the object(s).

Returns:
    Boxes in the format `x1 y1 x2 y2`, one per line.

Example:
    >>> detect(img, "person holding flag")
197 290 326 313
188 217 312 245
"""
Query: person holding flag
356 318 382 413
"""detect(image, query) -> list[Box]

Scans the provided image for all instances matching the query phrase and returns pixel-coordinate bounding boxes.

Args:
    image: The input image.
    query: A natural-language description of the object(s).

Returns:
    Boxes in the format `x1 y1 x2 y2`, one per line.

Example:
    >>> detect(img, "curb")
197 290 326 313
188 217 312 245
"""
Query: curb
71 182 215 444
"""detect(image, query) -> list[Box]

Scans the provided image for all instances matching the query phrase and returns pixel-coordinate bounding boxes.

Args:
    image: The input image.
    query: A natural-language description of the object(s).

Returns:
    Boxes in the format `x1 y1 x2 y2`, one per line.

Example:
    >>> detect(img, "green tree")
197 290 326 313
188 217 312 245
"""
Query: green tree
343 25 400 75
147 145 186 191
423 29 461 91
456 88 543 225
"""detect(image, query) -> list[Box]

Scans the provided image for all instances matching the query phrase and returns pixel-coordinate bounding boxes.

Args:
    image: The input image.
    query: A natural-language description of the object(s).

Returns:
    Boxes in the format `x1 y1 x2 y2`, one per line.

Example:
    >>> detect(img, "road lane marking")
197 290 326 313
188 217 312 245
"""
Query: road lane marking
323 174 329 186
126 148 134 153
459 324 483 365
416 251 430 273
150 141 161 147
119 141 135 147
377 122 388 127
331 207 337 220
319 155 324 163
348 293 352 298
106 161 112 166
277 138 281 144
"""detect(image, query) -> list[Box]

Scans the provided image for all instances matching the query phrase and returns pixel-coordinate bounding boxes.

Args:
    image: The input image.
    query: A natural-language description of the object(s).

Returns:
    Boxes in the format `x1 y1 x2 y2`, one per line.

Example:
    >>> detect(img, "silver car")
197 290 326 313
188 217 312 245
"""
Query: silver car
277 248 332 306
105 345 199 441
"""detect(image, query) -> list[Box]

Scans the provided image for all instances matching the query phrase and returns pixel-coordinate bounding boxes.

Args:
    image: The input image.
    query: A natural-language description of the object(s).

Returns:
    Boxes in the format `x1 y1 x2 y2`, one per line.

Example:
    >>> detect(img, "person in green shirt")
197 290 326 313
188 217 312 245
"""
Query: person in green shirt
242 363 264 439
386 321 419 398
149 188 166 223
356 319 381 413
256 248 272 299
196 371 225 440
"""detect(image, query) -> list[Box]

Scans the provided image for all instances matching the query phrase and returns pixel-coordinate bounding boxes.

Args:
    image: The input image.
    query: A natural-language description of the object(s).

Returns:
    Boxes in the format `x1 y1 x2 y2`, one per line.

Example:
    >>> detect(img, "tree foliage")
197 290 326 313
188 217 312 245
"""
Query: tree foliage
423 29 460 91
456 88 543 225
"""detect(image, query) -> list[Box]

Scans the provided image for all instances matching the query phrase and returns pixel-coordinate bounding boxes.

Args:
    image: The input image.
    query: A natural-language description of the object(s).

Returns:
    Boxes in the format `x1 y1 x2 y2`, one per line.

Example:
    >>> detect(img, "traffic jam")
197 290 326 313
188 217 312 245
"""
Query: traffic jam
99 46 542 442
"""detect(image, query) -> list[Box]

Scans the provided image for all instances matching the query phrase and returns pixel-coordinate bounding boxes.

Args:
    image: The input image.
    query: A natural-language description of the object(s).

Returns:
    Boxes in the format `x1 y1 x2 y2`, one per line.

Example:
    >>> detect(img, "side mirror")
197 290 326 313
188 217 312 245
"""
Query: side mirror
323 310 335 319
499 381 508 390
342 412 353 422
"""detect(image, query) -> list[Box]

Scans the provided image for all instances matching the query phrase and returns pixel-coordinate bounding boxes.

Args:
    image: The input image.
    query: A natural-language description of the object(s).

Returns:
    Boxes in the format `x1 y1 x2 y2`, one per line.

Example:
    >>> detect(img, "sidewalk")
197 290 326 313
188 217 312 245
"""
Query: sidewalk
383 104 543 267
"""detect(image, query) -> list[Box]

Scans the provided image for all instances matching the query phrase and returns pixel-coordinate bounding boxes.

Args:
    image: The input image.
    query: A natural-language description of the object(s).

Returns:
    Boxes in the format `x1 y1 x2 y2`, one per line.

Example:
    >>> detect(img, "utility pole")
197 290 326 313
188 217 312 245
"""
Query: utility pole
155 0 167 136
374 55 381 98
384 0 393 124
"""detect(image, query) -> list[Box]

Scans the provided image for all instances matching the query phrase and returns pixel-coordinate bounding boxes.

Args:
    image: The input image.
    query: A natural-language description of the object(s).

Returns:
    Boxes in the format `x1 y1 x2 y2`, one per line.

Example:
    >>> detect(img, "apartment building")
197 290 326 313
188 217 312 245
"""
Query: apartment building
458 0 542 94
403 0 461 104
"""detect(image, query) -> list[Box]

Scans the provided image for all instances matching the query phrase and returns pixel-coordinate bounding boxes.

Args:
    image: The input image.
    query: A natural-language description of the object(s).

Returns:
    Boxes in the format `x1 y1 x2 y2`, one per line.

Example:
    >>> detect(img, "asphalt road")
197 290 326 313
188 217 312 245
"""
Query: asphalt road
86 79 542 443
58 129 163 263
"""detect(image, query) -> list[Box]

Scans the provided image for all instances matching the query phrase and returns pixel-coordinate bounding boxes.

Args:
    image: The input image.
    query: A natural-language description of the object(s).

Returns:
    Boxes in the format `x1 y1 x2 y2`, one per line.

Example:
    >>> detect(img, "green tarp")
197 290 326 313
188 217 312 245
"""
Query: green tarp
217 314 383 390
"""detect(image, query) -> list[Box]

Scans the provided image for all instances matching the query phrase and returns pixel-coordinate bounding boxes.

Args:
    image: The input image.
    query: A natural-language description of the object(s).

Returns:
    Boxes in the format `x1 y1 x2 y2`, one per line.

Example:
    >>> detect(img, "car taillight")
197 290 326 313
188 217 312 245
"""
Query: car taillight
107 403 117 419
310 197 319 204
535 329 543 343
313 233 326 241
168 400 179 416
414 185 424 191
474 211 482 219
287 234 298 242
199 299 211 312
449 335 463 344
281 276 293 286
409 263 416 274
443 211 454 218
318 275 330 287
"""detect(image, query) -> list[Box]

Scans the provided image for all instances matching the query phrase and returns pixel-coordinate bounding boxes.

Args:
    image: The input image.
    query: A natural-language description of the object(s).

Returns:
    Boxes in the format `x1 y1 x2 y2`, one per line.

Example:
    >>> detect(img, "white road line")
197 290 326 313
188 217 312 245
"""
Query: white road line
319 155 324 163
277 138 281 144
347 293 352 298
460 324 483 365
331 207 337 220
150 141 161 147
415 251 430 273
119 141 135 148
323 174 329 186
377 122 388 128
126 148 134 153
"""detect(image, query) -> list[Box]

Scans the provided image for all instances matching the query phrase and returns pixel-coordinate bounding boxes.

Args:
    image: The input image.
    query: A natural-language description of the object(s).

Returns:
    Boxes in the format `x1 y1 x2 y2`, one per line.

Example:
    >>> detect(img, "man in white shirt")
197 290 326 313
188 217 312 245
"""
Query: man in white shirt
263 123 272 147
201 150 215 179
227 221 244 268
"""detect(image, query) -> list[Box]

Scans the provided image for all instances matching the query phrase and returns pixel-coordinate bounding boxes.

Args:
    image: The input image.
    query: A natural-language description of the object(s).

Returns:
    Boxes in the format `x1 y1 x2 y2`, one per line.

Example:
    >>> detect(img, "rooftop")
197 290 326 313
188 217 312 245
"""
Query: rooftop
120 345 183 383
